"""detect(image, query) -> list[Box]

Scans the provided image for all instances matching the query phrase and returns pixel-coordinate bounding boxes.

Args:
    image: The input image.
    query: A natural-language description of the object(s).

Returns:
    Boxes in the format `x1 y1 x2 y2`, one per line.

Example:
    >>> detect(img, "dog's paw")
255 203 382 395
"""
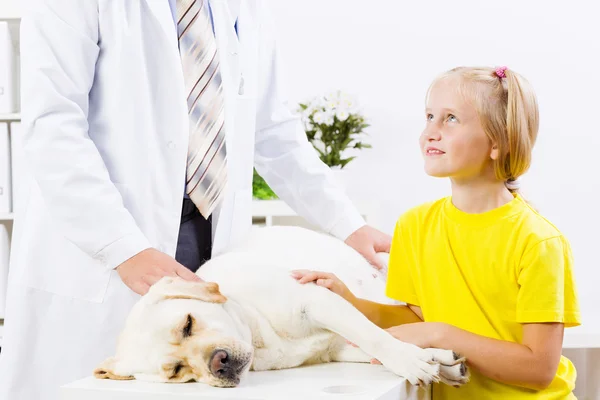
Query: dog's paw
439 362 470 387
384 358 441 387
380 346 442 387
424 348 469 387
424 348 465 365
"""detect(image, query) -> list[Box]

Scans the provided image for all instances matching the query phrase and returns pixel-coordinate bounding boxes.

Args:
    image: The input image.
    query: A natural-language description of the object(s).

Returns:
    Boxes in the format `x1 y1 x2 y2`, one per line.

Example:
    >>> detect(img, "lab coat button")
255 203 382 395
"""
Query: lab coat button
167 141 176 149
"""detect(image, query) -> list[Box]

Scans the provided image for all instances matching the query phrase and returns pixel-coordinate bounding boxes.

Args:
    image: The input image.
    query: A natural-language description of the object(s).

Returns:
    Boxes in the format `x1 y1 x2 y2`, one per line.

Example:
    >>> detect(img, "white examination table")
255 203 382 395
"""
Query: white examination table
60 362 430 400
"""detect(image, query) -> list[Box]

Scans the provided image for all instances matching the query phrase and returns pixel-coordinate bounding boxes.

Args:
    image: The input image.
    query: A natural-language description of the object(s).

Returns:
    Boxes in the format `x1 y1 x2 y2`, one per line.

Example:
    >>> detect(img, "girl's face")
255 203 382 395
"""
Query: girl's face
419 77 498 181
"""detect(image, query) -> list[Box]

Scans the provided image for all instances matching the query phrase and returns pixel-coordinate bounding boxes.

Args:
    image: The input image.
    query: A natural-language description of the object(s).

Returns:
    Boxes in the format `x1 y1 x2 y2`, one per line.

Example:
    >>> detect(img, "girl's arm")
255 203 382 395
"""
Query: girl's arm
351 299 422 328
290 270 423 328
398 321 564 390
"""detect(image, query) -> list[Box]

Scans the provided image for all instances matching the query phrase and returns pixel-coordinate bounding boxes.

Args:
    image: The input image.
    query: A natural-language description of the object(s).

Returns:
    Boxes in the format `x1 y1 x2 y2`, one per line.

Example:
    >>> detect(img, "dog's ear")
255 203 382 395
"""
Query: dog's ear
149 277 227 304
94 356 135 380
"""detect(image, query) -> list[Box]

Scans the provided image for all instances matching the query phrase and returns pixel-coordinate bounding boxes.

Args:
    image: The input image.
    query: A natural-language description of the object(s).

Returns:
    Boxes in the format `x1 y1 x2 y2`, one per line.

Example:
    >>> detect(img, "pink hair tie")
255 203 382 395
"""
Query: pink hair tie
495 66 508 79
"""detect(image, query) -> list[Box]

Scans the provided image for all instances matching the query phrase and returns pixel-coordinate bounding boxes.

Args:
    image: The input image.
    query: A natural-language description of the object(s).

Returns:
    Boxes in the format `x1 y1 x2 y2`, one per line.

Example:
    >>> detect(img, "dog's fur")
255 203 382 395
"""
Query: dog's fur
95 226 469 387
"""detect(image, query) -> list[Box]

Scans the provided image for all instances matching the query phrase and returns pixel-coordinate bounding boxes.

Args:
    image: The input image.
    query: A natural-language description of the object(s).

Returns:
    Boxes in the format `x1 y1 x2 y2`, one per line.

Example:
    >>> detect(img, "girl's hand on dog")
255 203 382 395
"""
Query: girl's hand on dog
290 270 356 304
347 322 447 364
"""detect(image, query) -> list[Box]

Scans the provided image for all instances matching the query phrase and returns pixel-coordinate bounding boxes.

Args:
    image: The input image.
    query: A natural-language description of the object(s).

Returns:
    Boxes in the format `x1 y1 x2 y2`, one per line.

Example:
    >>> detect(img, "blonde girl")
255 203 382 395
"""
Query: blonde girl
293 66 581 399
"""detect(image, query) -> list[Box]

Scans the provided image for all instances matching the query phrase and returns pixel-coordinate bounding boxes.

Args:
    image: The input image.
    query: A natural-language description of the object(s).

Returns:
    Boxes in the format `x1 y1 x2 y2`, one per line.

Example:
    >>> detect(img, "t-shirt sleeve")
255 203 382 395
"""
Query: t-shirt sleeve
516 235 581 327
385 216 420 306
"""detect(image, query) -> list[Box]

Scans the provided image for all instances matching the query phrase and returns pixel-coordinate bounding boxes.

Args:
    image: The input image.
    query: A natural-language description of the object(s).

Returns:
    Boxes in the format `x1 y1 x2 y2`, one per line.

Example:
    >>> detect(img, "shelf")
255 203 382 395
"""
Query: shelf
563 328 600 349
0 2 21 20
0 213 14 221
252 199 371 218
0 113 20 122
252 199 296 217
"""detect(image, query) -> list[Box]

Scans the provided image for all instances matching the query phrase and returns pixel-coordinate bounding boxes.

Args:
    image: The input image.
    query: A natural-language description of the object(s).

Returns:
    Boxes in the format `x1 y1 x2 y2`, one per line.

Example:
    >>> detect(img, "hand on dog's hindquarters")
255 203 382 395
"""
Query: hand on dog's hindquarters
344 225 392 270
116 248 203 295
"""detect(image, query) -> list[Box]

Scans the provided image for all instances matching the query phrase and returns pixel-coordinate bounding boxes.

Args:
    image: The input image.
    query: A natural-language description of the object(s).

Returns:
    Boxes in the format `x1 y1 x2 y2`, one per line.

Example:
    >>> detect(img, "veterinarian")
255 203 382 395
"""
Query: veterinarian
0 1 391 399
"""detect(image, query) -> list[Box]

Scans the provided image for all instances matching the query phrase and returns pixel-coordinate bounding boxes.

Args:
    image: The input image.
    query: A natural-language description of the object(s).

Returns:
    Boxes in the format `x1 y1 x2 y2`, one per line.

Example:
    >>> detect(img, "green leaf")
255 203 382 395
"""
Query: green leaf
340 156 356 167
252 168 278 200
312 145 326 158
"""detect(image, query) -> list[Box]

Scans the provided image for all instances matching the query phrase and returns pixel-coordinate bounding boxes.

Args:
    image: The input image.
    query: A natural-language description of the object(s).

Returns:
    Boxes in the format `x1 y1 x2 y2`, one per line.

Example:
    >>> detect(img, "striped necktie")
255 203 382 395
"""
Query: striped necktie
177 0 228 218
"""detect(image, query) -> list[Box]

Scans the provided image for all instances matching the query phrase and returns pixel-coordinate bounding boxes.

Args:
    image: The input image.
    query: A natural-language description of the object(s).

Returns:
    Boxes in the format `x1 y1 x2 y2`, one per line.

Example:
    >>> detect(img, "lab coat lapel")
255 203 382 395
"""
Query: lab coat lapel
210 0 241 96
144 0 181 62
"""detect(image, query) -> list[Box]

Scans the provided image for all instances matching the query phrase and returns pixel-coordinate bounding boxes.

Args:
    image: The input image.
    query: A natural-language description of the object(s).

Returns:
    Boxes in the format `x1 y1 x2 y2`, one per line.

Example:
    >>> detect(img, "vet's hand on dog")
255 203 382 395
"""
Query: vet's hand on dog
344 225 392 270
116 248 203 295
290 270 356 304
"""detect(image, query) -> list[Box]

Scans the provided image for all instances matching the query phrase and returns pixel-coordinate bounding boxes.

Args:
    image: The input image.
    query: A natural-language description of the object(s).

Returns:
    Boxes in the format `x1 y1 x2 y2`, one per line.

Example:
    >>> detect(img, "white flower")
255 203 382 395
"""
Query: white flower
313 96 326 108
325 91 339 102
313 111 326 124
321 109 335 126
326 100 338 111
341 99 353 110
303 98 322 116
313 129 322 140
336 110 349 121
305 110 317 122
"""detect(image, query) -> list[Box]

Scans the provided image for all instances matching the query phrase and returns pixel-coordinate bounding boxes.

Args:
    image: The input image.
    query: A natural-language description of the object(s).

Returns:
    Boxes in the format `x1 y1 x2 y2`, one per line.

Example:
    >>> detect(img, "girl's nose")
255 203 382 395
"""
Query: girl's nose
422 126 442 141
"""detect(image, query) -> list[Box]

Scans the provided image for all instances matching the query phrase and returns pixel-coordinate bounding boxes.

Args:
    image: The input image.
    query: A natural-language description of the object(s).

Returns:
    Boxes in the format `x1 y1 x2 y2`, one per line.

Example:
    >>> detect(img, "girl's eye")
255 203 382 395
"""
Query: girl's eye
447 114 458 122
426 114 434 121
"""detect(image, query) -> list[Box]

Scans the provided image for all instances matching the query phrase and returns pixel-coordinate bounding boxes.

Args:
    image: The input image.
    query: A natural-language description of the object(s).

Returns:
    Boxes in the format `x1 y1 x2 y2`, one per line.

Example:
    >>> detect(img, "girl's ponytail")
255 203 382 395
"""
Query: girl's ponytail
501 67 539 194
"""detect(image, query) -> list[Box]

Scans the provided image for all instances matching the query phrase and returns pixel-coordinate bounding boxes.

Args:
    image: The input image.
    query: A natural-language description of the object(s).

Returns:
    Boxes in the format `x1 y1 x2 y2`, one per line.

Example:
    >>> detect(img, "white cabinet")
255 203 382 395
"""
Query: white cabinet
0 4 19 347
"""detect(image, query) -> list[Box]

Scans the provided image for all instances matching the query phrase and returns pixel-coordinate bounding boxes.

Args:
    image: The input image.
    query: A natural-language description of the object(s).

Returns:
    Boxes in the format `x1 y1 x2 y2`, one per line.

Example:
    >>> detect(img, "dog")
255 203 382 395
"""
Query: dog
94 226 469 388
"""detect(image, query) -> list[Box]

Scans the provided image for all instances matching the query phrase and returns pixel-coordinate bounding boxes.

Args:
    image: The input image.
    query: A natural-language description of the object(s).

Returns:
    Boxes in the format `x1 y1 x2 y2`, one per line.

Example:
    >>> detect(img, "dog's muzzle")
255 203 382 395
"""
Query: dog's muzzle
209 349 251 386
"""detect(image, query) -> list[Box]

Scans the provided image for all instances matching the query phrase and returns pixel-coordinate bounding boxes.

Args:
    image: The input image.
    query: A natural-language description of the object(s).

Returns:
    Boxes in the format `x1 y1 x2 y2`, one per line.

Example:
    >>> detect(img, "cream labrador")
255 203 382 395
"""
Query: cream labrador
94 226 469 388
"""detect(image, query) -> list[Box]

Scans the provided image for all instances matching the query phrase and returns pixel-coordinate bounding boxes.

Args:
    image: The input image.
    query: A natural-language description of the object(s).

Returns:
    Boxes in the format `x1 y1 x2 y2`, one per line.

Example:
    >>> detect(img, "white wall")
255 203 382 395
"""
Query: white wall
265 0 600 333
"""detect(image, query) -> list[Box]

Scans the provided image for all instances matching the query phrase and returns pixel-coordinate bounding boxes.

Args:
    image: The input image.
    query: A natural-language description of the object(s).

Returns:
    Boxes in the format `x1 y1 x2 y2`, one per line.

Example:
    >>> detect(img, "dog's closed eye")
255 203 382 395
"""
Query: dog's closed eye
173 362 184 377
162 360 194 382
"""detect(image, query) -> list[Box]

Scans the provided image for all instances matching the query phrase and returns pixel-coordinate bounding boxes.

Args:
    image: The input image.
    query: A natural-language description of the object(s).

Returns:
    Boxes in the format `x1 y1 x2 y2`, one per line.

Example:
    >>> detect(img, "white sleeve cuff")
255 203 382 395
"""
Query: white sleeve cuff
327 209 366 241
94 231 152 271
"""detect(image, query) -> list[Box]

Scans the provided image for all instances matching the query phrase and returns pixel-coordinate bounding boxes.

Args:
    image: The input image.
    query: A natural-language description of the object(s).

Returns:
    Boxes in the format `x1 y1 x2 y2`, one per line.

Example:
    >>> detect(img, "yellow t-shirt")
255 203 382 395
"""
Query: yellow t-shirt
385 194 581 400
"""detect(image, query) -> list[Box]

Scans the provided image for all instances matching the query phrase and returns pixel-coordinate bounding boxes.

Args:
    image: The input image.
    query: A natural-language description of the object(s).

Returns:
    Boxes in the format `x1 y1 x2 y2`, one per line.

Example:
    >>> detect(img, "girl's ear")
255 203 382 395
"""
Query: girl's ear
490 143 500 160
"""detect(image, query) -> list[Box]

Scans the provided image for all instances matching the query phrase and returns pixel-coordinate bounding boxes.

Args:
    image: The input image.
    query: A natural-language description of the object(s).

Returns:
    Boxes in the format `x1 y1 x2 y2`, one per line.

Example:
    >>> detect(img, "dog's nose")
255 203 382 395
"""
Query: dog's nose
210 349 233 379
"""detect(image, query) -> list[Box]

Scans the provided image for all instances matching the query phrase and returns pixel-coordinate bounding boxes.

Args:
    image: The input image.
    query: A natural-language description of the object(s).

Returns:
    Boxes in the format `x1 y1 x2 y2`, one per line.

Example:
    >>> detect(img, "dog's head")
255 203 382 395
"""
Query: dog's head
94 277 253 387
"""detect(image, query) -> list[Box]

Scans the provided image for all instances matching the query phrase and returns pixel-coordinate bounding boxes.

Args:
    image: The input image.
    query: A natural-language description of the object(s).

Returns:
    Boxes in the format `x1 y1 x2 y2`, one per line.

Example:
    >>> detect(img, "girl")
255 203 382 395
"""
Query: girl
292 66 581 399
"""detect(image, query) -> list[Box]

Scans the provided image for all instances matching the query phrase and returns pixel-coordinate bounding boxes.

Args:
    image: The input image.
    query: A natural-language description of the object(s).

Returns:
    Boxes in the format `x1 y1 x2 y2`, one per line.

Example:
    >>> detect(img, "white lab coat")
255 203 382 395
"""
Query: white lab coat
0 1 365 399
